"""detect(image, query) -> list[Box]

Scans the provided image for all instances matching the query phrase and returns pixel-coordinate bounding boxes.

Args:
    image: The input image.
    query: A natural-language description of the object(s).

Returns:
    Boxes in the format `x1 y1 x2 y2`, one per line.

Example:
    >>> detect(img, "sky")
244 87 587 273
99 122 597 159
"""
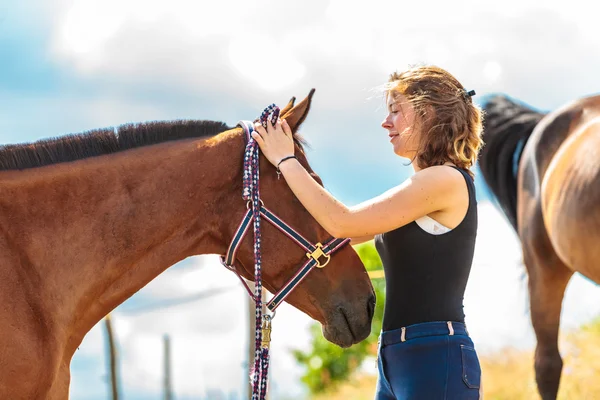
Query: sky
2 0 600 399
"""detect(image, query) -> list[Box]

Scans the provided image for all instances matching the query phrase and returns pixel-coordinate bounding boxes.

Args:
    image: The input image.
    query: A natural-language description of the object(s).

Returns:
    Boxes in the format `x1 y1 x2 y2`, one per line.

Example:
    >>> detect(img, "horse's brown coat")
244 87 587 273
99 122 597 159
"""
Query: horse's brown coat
481 94 600 400
0 92 375 399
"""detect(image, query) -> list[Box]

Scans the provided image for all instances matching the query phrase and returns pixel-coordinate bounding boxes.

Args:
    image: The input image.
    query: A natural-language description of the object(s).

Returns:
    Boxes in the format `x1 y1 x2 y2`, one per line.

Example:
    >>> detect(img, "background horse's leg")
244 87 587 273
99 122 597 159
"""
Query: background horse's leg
520 200 573 400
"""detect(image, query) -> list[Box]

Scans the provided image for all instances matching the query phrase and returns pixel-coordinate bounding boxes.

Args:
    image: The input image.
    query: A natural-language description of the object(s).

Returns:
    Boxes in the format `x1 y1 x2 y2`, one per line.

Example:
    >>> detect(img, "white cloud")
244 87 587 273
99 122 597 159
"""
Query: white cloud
46 0 600 115
483 61 502 84
228 34 307 92
58 0 127 57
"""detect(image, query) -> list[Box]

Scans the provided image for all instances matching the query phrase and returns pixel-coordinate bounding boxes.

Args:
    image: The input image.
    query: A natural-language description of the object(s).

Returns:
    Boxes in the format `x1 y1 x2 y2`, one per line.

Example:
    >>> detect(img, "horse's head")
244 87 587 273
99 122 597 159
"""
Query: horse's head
228 90 375 348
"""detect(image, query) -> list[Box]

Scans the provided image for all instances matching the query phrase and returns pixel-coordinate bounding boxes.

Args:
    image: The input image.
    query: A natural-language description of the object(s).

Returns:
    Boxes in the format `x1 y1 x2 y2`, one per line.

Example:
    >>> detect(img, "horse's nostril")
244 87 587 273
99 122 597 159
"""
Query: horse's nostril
367 293 376 319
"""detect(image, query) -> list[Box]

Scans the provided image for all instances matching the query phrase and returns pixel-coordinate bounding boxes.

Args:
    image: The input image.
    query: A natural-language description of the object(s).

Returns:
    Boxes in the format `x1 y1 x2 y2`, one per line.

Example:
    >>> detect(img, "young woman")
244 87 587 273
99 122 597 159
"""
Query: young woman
252 65 484 399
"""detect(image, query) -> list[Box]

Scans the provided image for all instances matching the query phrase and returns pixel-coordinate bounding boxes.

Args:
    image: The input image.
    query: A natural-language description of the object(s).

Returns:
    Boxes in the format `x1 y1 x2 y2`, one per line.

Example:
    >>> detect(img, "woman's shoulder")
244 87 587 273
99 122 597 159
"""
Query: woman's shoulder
414 164 467 186
411 165 470 203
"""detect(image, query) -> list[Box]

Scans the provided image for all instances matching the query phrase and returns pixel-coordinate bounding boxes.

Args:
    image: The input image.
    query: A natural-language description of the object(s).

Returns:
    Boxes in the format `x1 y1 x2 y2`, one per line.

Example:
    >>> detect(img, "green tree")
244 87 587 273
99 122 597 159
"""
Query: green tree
292 241 386 394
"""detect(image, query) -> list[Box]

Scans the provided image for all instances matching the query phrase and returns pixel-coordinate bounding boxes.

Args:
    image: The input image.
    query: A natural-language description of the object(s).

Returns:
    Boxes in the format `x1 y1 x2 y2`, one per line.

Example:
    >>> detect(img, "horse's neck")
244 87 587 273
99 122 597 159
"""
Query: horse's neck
5 129 244 354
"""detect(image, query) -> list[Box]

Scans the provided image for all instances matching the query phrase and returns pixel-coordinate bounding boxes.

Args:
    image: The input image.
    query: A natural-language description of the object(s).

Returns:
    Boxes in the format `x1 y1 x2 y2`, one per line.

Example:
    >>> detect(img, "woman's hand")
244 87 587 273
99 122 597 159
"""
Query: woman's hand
251 119 295 167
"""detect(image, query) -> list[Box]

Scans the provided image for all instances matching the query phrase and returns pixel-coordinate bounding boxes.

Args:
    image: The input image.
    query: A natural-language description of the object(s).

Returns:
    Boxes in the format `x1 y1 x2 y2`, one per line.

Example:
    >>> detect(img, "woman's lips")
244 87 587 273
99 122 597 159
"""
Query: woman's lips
388 132 399 142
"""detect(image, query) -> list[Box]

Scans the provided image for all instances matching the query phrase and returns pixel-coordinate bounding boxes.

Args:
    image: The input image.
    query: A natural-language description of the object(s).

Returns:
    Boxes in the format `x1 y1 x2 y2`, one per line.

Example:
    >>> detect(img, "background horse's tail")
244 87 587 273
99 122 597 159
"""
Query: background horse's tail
479 95 546 231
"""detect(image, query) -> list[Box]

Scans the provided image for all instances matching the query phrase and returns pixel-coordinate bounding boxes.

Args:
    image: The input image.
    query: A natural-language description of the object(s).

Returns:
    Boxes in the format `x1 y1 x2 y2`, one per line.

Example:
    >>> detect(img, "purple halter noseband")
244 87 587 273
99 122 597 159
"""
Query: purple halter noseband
219 105 350 399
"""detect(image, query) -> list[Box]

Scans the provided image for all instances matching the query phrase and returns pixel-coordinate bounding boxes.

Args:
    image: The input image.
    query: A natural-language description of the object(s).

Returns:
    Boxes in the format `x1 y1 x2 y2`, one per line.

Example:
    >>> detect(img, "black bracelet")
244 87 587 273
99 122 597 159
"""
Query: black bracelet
276 155 297 178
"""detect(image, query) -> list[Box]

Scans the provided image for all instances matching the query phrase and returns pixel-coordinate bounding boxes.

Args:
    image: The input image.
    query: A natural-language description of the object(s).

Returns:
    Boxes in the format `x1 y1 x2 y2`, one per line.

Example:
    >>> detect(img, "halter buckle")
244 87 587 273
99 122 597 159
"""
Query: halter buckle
307 243 330 268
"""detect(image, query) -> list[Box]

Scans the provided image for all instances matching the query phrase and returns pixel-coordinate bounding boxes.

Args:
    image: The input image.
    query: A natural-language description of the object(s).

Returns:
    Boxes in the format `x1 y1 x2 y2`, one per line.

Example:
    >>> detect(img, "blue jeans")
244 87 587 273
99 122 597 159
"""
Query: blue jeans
375 321 482 400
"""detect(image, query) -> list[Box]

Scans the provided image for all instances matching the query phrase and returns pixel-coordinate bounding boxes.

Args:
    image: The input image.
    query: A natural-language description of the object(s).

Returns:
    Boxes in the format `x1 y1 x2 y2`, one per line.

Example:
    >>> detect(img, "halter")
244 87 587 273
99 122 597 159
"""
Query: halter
219 105 350 399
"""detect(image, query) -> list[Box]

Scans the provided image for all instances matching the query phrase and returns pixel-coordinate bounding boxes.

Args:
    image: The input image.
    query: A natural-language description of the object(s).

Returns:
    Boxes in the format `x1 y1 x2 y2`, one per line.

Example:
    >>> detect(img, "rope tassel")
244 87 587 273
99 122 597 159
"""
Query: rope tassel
245 104 280 399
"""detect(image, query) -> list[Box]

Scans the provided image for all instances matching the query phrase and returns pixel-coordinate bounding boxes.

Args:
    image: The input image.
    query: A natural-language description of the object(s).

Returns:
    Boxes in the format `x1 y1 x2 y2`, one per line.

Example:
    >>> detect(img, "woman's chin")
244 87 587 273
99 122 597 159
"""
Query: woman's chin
393 148 407 158
393 147 415 160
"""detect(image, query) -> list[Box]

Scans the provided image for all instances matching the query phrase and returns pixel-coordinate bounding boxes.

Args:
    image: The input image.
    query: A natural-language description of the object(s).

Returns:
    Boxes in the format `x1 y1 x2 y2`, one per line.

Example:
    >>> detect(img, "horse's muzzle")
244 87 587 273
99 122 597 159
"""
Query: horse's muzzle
323 292 376 348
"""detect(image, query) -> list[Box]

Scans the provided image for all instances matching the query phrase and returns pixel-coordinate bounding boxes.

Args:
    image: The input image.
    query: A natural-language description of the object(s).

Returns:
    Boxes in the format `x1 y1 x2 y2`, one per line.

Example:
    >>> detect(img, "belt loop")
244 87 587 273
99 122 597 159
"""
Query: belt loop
447 321 454 336
401 327 406 342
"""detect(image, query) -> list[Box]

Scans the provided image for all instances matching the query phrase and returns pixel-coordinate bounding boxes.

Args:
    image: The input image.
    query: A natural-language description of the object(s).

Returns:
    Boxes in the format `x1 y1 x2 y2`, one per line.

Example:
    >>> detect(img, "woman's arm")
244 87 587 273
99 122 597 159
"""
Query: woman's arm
252 120 463 238
350 235 375 245
277 160 461 238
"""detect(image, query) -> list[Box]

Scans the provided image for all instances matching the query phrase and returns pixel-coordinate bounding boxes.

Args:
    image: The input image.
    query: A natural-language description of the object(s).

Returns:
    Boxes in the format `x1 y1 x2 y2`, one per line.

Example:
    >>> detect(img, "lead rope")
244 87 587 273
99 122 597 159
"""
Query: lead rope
243 104 280 399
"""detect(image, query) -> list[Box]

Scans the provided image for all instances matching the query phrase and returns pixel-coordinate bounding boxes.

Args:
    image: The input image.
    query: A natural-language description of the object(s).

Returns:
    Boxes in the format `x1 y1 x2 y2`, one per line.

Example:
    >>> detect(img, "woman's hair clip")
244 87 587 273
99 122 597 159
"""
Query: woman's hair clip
465 89 476 98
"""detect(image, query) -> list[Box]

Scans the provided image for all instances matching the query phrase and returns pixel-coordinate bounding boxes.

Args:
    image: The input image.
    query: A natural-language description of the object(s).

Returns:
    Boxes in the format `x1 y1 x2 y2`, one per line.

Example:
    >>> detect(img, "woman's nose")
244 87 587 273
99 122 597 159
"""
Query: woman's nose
381 117 392 129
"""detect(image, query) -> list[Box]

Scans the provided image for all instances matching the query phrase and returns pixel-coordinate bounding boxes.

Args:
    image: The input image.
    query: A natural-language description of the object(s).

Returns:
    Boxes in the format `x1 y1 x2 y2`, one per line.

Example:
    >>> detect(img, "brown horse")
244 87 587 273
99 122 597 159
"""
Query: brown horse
479 94 600 400
0 91 375 399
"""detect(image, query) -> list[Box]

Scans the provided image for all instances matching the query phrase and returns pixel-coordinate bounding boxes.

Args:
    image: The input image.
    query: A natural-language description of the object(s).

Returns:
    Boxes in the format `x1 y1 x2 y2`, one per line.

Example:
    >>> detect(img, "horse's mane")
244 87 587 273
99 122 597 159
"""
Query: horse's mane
479 95 546 231
0 120 232 171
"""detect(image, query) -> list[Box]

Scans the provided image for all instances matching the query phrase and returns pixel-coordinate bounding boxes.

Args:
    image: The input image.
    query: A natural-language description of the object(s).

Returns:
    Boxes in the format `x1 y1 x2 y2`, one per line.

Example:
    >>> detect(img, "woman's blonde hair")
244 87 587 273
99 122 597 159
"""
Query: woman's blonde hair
386 65 483 178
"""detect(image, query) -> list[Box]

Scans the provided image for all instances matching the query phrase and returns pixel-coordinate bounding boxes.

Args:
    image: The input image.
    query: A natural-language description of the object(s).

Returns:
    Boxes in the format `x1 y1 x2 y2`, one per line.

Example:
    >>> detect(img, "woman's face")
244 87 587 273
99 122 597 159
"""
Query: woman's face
381 93 419 159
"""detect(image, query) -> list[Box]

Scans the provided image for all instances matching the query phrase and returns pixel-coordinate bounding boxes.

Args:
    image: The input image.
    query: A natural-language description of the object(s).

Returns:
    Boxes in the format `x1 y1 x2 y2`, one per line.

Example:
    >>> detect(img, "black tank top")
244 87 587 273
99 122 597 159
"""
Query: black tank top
374 166 477 331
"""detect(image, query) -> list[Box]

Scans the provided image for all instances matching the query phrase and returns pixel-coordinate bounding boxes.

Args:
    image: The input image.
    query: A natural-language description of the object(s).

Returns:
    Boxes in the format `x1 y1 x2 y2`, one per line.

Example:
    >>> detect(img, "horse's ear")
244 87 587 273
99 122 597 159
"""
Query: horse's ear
279 96 296 117
281 89 315 133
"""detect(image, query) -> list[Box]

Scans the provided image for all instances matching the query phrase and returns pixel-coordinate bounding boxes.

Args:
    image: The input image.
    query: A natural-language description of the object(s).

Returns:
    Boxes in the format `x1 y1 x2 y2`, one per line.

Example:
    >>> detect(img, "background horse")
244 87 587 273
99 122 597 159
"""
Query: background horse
479 94 600 400
0 91 376 399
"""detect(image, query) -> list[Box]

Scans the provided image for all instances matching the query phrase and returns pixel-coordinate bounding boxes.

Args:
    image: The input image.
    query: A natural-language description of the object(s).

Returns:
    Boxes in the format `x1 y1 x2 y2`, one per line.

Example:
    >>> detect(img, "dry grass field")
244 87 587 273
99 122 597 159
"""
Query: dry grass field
312 318 600 400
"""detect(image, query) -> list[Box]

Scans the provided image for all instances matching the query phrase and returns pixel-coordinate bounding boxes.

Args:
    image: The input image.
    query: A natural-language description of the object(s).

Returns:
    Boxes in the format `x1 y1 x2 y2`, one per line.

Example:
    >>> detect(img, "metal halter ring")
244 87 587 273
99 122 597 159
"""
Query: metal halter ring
246 199 265 210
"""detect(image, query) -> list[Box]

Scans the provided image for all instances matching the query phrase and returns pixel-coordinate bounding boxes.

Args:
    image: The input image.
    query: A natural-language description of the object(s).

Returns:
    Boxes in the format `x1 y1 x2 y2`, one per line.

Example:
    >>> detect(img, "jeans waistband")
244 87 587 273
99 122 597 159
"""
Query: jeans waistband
380 321 469 346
